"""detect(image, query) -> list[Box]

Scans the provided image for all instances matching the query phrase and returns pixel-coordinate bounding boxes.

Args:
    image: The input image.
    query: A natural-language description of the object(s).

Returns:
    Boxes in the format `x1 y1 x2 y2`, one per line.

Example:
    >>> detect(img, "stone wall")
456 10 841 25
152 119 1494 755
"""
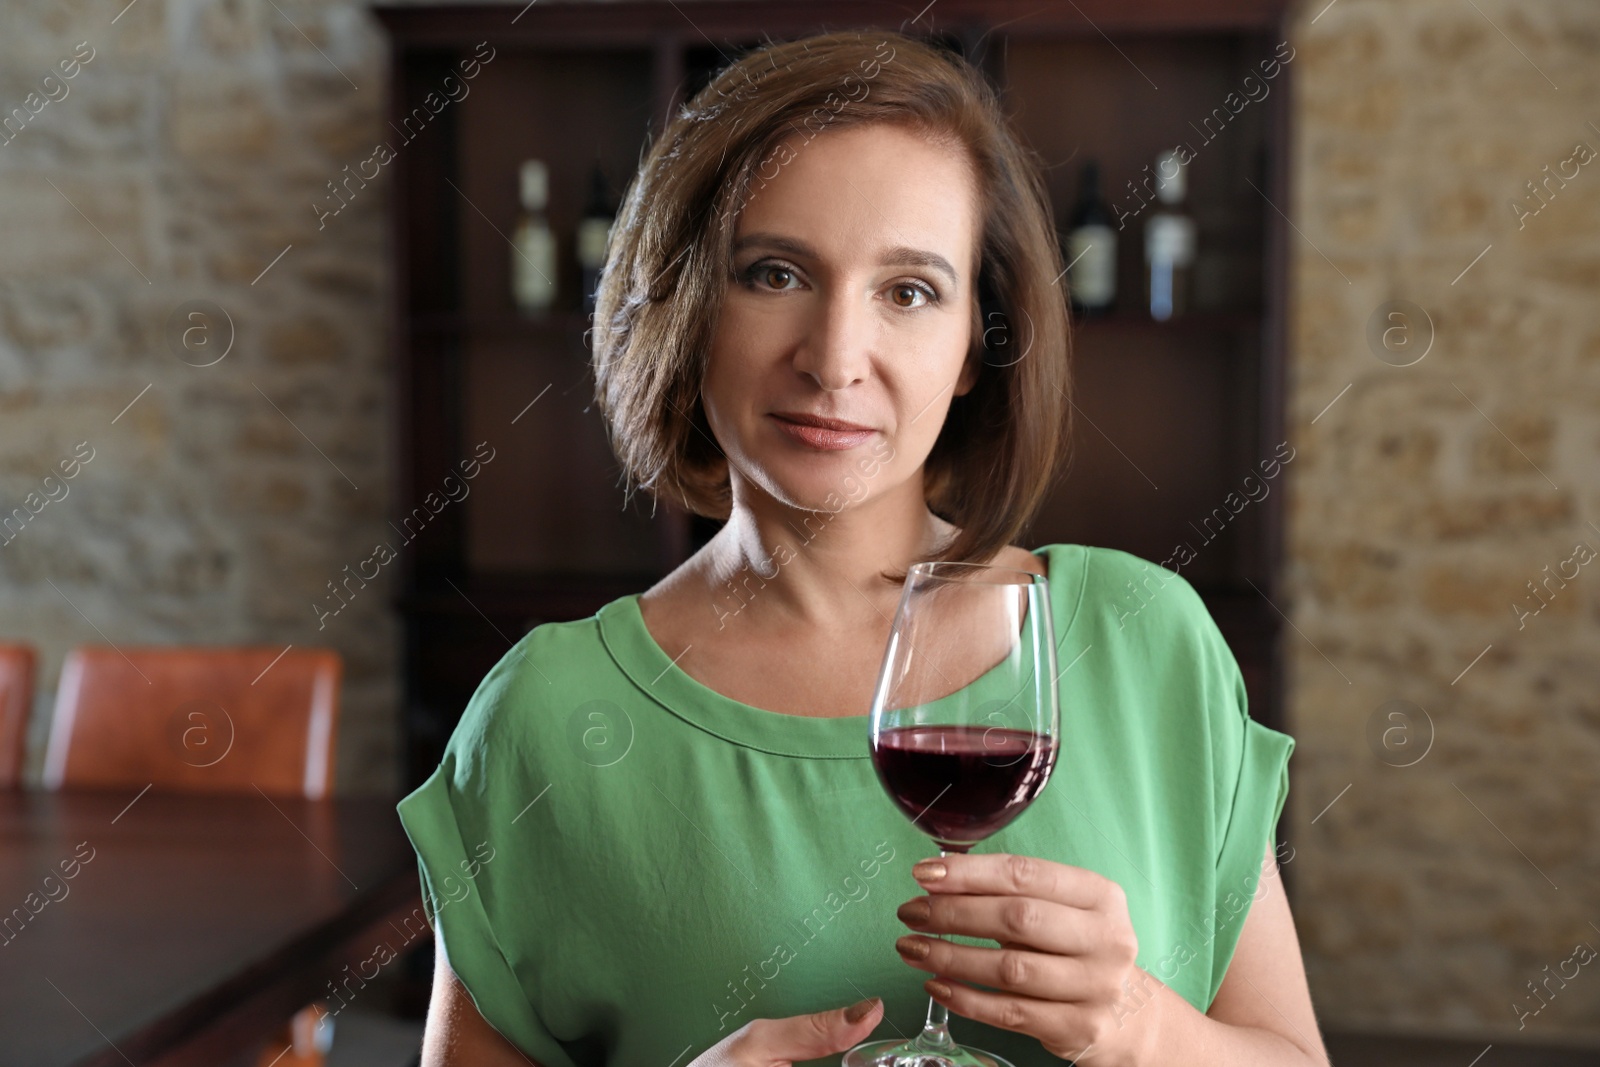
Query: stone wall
1286 0 1600 1044
0 0 1596 1044
0 0 397 793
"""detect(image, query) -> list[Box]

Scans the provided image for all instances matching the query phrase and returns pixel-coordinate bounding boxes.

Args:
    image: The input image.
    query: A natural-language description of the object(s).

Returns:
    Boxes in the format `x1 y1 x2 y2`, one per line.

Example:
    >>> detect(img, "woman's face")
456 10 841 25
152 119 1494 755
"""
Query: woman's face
701 120 981 515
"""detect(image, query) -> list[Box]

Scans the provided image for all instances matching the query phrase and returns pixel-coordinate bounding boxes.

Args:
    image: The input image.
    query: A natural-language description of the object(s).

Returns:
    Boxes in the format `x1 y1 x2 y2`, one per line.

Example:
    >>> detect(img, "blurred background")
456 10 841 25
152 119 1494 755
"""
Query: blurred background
1 0 1597 1064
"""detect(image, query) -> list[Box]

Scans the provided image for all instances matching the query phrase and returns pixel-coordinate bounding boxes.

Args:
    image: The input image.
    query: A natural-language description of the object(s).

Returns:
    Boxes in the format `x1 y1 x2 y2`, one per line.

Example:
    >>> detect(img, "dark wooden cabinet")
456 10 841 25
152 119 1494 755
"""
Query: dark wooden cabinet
374 0 1293 794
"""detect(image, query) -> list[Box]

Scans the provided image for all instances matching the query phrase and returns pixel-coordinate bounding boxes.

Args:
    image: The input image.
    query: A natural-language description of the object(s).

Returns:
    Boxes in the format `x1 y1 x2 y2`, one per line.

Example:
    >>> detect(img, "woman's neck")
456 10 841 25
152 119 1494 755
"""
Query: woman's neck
703 478 953 631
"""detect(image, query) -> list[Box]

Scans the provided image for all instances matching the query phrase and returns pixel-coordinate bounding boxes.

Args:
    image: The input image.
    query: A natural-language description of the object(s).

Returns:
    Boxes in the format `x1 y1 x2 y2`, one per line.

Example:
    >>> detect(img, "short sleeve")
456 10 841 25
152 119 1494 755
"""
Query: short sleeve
1194 603 1295 1009
397 687 579 1067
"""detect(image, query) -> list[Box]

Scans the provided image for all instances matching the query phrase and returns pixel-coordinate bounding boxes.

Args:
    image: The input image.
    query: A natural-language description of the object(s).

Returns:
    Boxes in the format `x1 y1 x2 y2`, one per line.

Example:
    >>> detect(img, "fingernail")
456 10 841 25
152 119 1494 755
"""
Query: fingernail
897 898 931 926
925 979 952 1000
844 996 881 1023
912 860 946 883
895 935 930 960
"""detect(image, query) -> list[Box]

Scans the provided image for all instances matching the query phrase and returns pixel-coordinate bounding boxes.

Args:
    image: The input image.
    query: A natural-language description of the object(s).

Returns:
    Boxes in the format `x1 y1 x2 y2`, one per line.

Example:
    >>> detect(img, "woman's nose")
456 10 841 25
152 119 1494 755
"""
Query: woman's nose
790 289 873 391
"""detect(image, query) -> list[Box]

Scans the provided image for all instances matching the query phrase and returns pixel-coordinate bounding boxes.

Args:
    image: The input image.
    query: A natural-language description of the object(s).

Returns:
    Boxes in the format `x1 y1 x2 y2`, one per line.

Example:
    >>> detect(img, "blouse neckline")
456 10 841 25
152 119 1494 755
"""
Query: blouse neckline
595 544 1083 760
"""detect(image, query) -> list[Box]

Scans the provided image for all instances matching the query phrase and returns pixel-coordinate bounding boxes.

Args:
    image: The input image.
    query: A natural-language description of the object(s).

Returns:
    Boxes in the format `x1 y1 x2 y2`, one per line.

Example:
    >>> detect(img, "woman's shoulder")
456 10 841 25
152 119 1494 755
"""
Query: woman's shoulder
444 597 635 759
1033 542 1215 641
400 598 643 850
482 607 611 687
1033 542 1243 736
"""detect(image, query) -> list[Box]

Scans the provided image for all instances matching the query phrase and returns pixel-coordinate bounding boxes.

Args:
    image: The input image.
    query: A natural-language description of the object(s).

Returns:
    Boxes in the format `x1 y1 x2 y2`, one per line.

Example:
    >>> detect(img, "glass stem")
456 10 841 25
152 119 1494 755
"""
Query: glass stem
909 849 958 1056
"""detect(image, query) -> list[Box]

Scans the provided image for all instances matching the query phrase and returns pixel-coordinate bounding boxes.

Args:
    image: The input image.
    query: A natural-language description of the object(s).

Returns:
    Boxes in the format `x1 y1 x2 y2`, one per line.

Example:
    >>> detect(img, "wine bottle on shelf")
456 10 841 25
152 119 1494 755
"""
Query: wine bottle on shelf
1145 148 1197 322
1064 160 1117 317
576 163 615 317
512 159 557 316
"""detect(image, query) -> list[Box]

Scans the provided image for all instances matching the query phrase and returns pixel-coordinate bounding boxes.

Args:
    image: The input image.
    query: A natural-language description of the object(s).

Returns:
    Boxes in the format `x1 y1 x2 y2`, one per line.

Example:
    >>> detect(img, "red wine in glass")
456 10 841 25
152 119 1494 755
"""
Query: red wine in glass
873 725 1058 853
844 560 1060 1067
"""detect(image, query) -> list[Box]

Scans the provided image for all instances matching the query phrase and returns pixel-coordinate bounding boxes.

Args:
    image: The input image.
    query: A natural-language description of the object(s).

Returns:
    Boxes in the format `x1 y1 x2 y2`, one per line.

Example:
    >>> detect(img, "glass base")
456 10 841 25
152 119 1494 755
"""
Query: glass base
841 1038 1016 1067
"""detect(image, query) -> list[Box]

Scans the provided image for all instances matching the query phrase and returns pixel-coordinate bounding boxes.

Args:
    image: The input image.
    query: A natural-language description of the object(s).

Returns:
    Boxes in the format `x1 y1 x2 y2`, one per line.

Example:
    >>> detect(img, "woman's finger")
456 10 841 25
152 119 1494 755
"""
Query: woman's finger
896 891 1120 957
708 997 884 1067
921 978 1107 1060
912 852 1120 912
894 932 1101 1002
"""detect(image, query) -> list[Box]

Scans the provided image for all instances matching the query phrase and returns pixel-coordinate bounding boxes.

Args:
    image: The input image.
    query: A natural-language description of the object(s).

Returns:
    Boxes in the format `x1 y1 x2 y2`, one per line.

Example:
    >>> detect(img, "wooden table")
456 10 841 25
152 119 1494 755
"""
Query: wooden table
0 788 424 1067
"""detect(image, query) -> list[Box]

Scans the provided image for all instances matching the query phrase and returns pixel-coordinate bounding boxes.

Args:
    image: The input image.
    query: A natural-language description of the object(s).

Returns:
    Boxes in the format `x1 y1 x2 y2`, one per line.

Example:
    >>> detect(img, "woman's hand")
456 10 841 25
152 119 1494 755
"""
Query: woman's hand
894 853 1160 1067
692 997 885 1067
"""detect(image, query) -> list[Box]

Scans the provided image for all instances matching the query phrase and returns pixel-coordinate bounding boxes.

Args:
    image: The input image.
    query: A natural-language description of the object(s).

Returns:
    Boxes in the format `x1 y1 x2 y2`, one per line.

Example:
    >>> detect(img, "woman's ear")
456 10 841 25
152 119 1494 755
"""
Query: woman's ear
954 348 980 397
955 286 983 397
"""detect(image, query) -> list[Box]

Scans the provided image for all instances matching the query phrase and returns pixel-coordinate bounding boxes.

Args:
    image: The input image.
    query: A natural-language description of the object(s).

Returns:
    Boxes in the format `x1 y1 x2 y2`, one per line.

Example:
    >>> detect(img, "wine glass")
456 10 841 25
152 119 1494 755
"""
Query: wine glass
844 561 1060 1067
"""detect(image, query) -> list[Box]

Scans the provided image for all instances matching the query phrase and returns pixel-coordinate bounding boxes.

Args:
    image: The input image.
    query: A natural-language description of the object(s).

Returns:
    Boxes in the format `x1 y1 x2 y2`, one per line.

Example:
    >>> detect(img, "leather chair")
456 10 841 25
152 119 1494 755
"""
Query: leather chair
0 643 36 789
42 646 340 797
42 645 344 1066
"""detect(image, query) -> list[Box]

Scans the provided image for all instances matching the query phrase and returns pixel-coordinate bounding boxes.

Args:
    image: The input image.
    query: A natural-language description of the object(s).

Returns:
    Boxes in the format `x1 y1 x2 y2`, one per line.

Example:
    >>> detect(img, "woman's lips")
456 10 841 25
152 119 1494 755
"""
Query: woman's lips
769 414 876 451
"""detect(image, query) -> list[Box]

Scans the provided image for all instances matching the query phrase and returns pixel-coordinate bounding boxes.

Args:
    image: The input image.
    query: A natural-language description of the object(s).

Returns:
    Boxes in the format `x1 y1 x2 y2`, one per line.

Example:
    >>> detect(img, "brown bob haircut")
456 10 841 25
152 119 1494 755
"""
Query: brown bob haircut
591 28 1072 574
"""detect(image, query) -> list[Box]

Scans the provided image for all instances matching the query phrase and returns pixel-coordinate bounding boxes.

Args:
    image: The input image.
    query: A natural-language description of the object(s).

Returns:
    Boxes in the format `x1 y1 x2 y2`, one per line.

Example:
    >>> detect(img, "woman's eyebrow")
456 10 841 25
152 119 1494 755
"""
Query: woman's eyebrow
732 232 960 286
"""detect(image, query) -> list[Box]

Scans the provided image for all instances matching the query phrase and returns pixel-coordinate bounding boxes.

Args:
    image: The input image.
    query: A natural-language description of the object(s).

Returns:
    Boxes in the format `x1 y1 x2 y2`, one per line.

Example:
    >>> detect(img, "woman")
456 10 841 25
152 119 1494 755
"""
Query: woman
399 29 1326 1067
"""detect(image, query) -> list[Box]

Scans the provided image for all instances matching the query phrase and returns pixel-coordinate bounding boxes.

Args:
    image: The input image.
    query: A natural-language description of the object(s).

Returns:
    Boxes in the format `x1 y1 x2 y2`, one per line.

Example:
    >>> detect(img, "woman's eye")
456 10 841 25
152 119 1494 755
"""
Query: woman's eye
746 262 800 290
740 263 934 307
889 283 934 309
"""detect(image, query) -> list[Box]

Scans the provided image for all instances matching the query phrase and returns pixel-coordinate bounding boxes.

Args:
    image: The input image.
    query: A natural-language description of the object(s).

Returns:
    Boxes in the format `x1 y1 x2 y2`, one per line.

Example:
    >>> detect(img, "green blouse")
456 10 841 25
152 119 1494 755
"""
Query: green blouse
396 543 1295 1066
